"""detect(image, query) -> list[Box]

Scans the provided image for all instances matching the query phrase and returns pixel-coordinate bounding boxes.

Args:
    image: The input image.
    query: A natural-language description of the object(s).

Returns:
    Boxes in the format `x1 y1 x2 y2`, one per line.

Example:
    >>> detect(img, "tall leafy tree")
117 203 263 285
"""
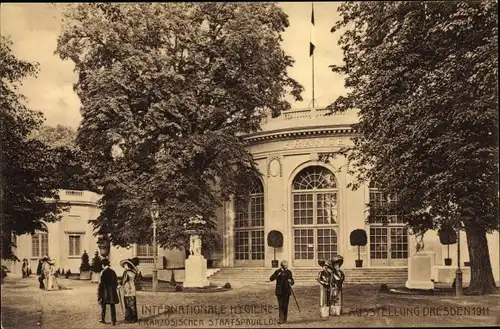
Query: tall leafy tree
31 124 94 191
0 36 64 260
56 3 302 251
323 1 498 294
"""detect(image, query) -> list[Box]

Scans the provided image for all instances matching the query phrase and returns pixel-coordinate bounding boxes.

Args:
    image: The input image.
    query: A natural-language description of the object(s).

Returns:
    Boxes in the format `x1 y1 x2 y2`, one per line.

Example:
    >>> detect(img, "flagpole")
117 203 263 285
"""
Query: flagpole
312 2 315 108
312 44 315 108
310 2 317 109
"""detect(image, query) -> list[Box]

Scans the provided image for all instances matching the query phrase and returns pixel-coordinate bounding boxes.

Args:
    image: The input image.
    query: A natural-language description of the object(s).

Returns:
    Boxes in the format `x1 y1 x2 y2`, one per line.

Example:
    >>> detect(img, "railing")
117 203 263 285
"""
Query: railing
259 107 349 125
65 191 84 196
137 257 155 264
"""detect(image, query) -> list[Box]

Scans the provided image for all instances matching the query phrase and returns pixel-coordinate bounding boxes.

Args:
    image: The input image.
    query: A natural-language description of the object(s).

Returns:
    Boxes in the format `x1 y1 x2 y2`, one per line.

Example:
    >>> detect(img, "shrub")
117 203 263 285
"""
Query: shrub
170 271 177 286
438 226 458 259
65 269 71 279
223 282 231 289
350 229 368 261
1 265 8 283
175 284 183 292
79 251 91 272
61 269 65 275
379 284 389 292
267 230 284 262
91 251 102 272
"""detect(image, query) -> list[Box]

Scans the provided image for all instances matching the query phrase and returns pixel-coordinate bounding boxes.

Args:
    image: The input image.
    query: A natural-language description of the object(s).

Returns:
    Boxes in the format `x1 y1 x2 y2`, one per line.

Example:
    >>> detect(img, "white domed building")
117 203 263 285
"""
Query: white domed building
7 108 500 285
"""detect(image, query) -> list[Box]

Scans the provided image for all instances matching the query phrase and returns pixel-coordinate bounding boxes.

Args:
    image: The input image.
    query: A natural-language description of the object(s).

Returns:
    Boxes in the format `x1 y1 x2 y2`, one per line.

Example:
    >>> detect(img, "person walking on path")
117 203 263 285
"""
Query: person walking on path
119 259 139 324
98 258 119 325
270 260 295 324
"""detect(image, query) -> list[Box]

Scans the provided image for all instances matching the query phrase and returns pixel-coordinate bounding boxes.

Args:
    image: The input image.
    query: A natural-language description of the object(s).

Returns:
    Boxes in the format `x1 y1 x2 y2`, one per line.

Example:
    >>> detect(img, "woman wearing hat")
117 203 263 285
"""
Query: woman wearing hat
46 259 58 291
119 259 139 323
316 259 333 318
329 255 345 316
42 257 52 291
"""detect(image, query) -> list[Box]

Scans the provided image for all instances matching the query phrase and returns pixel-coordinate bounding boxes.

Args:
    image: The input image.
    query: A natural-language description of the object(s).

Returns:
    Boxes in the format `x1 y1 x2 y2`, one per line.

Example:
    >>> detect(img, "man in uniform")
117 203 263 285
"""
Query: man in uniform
270 260 295 324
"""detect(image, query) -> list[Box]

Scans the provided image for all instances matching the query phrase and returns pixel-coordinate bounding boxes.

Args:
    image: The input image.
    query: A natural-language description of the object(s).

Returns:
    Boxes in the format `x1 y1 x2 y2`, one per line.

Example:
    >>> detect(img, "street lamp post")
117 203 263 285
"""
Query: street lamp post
455 224 463 296
151 199 159 293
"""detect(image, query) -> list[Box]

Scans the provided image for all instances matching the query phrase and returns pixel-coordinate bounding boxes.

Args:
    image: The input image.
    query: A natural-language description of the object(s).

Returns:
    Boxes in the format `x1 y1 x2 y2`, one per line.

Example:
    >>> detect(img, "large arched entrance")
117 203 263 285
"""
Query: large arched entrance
291 166 339 267
234 179 265 267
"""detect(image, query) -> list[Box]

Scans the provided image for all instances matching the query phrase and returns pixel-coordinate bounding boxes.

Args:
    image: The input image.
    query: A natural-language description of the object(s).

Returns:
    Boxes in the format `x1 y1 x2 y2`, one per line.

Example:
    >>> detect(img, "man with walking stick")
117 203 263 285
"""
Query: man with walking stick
270 260 296 324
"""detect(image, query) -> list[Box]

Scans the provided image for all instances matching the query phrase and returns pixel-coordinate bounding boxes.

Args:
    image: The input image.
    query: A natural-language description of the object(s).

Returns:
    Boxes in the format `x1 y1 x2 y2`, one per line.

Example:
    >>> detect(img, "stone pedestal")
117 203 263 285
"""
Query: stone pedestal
183 255 210 288
405 252 435 290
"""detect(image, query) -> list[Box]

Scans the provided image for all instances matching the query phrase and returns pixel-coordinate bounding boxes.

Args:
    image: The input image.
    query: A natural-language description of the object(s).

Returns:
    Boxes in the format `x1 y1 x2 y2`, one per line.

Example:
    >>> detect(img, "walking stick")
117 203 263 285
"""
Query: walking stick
289 284 301 312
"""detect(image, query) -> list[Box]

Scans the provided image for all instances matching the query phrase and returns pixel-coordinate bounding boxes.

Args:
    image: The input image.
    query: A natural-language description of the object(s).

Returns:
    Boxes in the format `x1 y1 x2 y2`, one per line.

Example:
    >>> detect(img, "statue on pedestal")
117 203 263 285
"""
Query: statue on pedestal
414 232 425 253
189 235 202 256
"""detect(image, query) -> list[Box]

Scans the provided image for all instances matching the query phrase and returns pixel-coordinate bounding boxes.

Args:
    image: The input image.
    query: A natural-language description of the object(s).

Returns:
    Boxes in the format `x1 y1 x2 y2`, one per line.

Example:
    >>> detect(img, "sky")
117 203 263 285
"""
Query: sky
0 2 347 129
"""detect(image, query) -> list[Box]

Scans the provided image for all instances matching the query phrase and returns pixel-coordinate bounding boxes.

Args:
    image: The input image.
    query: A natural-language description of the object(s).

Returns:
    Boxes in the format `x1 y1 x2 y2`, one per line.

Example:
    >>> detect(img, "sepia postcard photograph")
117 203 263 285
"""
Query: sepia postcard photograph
1 1 499 328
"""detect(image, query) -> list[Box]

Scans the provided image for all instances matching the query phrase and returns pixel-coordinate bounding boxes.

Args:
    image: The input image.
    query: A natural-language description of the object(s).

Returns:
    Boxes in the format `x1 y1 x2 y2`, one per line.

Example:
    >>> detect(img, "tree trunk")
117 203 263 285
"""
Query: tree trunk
465 226 497 294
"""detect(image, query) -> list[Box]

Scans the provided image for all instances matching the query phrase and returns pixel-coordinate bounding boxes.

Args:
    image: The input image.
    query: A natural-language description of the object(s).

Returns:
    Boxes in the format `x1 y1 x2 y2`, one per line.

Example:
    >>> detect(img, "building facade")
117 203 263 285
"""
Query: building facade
6 108 500 283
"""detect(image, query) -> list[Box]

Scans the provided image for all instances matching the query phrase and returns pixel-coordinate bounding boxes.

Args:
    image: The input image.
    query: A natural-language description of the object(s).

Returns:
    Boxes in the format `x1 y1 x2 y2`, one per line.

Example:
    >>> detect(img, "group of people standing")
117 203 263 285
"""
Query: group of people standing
98 257 141 326
36 256 58 291
270 256 345 324
317 255 345 318
21 259 32 278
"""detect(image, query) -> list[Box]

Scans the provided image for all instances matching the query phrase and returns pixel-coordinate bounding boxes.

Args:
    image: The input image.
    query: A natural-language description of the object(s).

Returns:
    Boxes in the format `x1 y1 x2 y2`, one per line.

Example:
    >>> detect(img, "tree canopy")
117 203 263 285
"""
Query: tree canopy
56 3 303 251
31 124 94 191
325 1 498 293
1 36 64 260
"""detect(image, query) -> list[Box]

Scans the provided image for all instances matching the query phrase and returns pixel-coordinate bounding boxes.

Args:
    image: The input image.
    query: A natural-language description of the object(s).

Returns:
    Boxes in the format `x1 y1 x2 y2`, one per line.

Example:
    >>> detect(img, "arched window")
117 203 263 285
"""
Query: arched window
291 166 338 267
368 183 408 266
234 179 265 265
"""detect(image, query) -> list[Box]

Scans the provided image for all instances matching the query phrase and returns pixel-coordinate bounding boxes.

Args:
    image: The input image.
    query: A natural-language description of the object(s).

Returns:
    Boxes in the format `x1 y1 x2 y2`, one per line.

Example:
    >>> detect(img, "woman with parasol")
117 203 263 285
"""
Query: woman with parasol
119 258 140 323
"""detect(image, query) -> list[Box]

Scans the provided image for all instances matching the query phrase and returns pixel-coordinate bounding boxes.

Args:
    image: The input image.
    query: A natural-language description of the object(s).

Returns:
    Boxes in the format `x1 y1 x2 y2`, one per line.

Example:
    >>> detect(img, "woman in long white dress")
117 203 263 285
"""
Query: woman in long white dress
45 259 59 291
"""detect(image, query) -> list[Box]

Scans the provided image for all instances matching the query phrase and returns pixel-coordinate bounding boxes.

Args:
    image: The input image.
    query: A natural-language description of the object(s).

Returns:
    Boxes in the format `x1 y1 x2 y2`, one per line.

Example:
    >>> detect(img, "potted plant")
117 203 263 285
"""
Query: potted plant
79 250 91 280
267 230 283 268
90 251 102 283
350 229 367 267
438 226 457 266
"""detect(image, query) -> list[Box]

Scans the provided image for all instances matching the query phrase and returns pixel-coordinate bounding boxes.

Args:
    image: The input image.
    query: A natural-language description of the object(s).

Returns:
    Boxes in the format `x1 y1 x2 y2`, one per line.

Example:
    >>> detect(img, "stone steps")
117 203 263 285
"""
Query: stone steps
209 268 408 285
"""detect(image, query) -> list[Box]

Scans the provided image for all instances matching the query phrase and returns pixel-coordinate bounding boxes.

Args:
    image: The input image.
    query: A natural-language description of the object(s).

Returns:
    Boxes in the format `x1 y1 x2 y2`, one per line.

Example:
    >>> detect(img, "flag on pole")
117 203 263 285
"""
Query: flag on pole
309 3 315 57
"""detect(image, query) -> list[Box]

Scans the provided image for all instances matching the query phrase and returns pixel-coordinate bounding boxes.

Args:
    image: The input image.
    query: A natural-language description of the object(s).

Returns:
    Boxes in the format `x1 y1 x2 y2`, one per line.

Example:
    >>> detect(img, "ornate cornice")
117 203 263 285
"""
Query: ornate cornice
244 125 357 145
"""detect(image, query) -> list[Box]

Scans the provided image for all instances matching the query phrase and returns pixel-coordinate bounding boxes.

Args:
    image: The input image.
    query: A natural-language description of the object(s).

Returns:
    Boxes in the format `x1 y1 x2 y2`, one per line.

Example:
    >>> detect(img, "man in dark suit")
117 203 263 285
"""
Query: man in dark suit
98 258 119 325
270 260 295 324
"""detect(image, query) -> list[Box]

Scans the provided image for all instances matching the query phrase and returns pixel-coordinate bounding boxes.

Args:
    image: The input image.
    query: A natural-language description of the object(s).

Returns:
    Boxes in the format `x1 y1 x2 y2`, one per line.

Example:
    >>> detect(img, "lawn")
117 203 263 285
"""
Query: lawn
1 276 499 328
